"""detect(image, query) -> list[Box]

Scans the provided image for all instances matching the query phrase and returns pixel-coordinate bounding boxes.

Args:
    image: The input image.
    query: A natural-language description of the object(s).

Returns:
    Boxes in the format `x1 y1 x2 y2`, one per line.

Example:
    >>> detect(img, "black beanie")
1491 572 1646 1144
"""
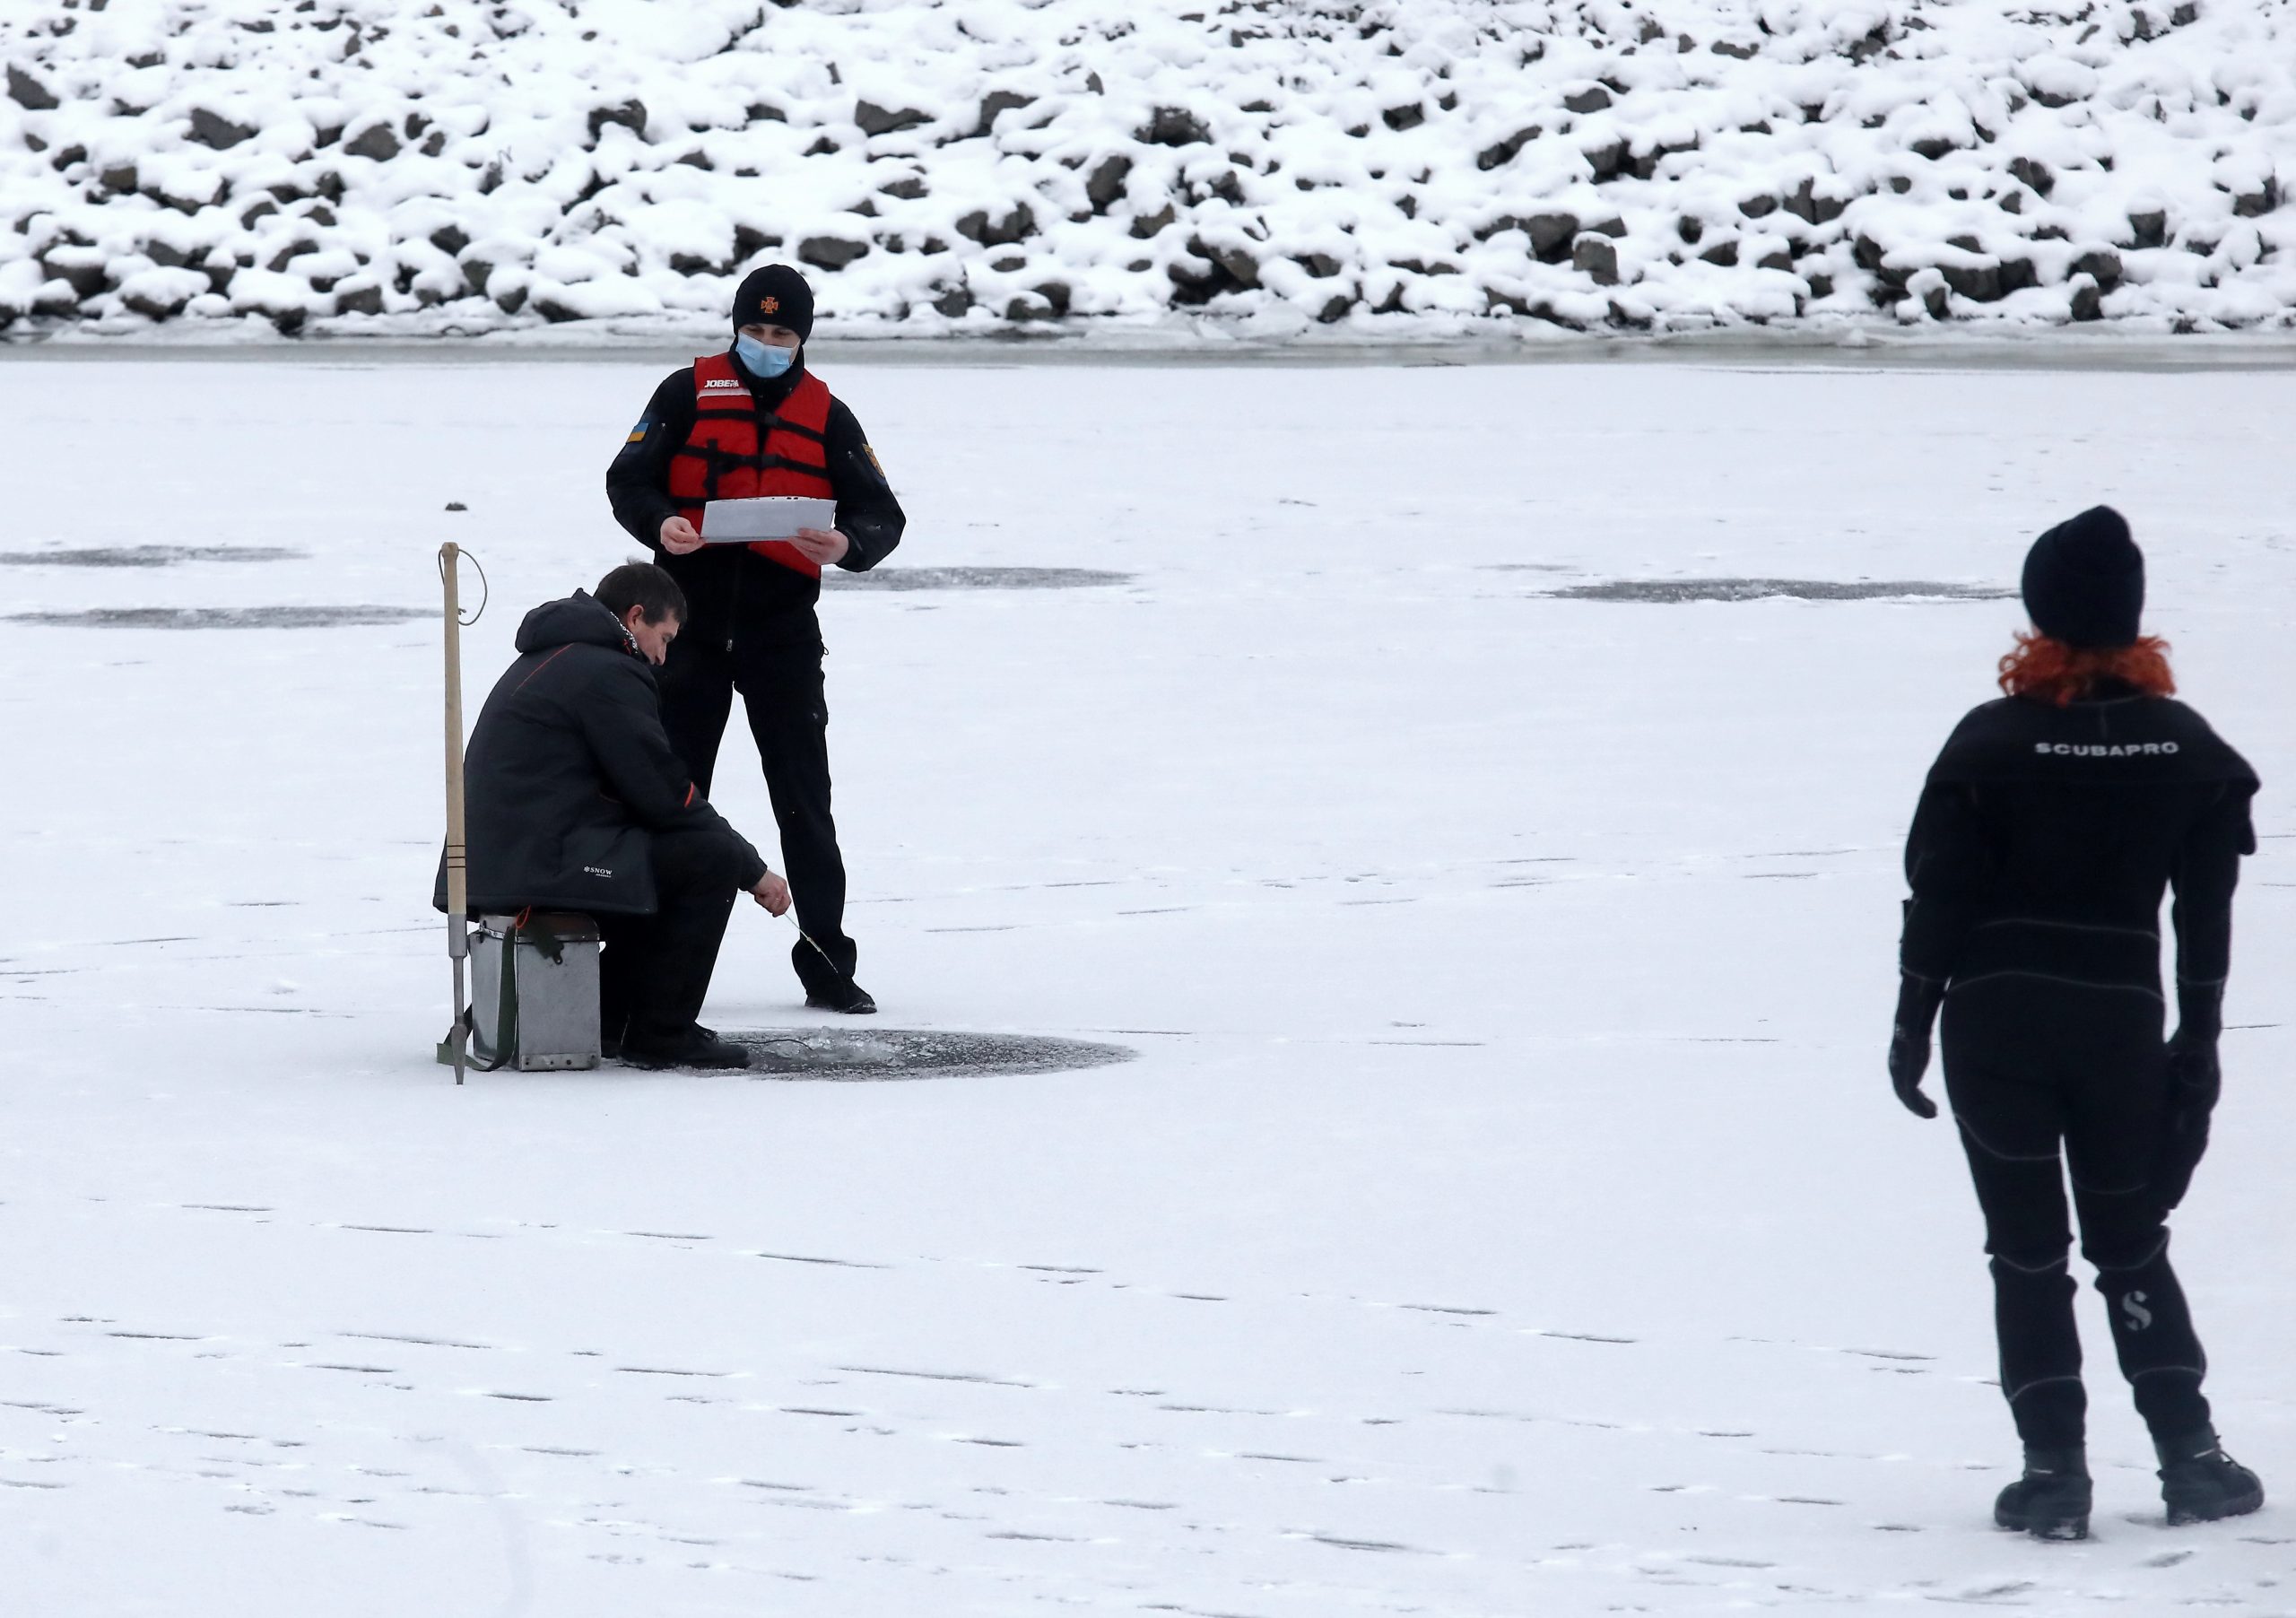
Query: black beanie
2022 505 2144 648
732 264 814 341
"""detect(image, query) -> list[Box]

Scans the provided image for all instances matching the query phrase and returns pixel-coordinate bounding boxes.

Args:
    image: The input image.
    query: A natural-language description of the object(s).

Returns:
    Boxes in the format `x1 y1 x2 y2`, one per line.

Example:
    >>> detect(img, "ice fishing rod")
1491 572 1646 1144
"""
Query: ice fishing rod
782 908 845 978
439 542 488 1084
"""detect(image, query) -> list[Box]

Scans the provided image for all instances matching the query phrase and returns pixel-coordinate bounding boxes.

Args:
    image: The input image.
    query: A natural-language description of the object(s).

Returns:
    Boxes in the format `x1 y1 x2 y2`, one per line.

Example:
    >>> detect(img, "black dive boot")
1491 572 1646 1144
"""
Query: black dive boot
2158 1431 2265 1526
804 979 876 1014
1995 1446 2092 1541
622 1024 752 1070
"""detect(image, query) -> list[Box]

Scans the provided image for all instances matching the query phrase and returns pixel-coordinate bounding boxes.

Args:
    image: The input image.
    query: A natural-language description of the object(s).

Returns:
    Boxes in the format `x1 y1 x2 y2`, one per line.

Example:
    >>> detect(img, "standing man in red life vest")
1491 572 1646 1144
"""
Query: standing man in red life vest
604 264 905 1013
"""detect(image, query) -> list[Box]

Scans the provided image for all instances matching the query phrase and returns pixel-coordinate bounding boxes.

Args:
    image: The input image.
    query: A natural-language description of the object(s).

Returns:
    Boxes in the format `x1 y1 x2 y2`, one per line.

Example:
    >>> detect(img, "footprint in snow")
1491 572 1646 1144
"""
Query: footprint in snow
840 1365 1031 1388
1307 1533 1434 1555
614 1366 728 1378
752 1250 887 1269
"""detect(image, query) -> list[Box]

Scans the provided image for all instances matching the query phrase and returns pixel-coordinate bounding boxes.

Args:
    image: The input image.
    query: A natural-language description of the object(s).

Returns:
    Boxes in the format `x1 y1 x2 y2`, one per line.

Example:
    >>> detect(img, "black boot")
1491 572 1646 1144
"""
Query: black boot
1995 1446 2092 1541
2157 1430 2265 1526
805 979 876 1014
621 1025 751 1071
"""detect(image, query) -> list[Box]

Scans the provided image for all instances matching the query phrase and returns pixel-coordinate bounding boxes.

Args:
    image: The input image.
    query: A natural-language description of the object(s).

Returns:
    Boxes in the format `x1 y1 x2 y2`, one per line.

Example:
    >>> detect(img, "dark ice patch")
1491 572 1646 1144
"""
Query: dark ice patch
730 1026 1132 1080
7 606 430 630
0 545 305 568
825 566 1132 590
1544 578 2014 604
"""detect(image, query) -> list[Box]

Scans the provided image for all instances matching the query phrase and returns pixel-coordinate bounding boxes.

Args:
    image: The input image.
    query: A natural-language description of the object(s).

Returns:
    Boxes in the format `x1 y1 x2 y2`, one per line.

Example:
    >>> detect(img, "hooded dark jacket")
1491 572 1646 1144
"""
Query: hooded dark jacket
434 593 768 917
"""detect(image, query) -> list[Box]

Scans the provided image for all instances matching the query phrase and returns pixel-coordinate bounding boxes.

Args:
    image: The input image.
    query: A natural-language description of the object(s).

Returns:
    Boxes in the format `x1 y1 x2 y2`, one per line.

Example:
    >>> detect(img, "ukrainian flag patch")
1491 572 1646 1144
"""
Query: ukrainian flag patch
626 421 648 443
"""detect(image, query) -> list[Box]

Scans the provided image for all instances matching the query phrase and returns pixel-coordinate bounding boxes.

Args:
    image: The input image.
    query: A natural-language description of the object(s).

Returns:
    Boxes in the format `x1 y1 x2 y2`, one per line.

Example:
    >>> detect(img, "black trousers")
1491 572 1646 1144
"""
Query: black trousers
1941 977 2212 1449
657 628 857 994
596 825 749 1046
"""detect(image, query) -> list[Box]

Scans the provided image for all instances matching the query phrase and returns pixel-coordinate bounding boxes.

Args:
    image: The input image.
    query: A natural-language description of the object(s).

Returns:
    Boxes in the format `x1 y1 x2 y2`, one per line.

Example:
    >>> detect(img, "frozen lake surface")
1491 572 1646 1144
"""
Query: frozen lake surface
3 355 2292 1615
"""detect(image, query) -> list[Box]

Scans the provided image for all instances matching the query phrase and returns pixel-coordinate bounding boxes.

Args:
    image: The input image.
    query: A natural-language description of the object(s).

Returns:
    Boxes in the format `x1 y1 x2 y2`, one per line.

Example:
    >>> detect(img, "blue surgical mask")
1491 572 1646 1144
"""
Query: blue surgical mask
735 333 796 378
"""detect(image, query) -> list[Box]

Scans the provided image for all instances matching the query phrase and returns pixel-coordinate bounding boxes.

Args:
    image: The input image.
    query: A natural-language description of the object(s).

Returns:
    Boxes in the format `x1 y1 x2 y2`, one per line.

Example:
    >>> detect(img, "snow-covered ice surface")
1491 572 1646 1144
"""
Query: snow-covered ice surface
3 352 2294 1614
5 0 2296 339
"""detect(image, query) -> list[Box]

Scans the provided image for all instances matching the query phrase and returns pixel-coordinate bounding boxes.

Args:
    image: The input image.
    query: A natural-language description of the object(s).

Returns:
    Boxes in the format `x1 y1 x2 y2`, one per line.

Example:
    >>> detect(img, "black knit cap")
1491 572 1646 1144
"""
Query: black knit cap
2022 505 2144 648
732 263 813 341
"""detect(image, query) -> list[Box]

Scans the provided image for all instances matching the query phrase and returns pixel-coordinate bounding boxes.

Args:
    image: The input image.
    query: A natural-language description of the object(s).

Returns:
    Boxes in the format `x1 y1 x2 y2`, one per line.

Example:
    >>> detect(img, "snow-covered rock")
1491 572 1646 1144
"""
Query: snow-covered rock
3 0 2292 340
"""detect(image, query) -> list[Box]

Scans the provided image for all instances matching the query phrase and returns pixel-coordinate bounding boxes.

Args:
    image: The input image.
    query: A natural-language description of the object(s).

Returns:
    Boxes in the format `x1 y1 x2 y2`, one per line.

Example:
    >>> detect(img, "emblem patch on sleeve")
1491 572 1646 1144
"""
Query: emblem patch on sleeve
864 444 884 475
625 421 648 443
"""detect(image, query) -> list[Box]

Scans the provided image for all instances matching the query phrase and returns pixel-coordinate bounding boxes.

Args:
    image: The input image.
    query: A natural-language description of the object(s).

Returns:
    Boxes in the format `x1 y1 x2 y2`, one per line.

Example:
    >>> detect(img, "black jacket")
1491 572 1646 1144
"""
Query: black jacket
604 349 906 648
435 593 768 917
1900 690 2258 1000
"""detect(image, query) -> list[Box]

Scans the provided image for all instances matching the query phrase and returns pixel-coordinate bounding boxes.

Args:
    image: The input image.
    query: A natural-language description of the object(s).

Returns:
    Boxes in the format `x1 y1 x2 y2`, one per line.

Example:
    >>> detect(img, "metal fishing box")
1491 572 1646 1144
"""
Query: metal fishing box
465 911 601 1072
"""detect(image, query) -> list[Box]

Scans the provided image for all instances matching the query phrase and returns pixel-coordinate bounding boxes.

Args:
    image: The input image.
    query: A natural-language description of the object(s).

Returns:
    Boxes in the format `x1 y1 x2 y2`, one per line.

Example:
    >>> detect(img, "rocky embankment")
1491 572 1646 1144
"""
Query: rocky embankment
3 0 2292 339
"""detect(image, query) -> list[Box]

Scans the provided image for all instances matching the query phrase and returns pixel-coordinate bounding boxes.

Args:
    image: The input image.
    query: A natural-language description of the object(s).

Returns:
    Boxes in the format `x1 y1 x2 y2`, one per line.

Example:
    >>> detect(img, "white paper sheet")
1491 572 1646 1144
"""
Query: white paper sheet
700 496 838 543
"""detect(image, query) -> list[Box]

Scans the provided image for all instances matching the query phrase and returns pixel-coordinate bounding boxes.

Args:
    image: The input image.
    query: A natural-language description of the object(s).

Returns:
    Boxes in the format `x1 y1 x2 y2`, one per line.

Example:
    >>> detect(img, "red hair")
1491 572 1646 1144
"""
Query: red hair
1997 630 2174 707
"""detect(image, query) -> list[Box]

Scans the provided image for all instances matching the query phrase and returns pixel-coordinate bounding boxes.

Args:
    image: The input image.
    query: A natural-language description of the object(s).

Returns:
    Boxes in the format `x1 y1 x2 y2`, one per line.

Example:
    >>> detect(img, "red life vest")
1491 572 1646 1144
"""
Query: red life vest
665 352 836 579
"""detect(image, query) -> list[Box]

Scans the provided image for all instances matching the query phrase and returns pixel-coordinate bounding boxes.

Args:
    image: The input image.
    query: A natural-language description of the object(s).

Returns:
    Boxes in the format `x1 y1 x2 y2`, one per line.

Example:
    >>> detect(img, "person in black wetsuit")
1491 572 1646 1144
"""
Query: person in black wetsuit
1889 507 2264 1540
604 264 906 1014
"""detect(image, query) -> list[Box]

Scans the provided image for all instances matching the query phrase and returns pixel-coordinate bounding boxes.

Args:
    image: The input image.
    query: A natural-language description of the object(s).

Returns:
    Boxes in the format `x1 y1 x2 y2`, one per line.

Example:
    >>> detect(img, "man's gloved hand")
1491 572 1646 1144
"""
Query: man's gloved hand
2153 982 2225 1210
1889 972 1946 1120
750 869 792 916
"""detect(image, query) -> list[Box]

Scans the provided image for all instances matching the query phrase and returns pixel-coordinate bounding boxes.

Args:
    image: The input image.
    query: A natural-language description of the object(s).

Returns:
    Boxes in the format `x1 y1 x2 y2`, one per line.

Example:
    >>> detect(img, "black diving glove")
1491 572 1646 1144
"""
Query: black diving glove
1888 972 1946 1120
2153 981 2225 1210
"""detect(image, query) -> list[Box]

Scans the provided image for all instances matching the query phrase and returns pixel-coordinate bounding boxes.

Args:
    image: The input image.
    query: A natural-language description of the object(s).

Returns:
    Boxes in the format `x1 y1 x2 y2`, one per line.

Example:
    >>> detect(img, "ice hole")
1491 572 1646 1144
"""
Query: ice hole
6 606 433 629
1544 578 2015 604
0 545 306 568
728 1027 1134 1080
826 567 1134 590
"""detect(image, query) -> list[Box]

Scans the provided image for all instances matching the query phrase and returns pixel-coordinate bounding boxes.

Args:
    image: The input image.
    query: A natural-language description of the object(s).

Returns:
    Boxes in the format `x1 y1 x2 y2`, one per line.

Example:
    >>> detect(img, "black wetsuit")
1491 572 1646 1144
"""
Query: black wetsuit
604 350 905 995
1900 685 2257 1449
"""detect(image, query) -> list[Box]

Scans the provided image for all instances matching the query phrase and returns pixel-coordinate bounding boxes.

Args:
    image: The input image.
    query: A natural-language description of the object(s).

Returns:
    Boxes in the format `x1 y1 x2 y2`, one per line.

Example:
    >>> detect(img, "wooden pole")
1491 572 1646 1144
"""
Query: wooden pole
441 543 470 1084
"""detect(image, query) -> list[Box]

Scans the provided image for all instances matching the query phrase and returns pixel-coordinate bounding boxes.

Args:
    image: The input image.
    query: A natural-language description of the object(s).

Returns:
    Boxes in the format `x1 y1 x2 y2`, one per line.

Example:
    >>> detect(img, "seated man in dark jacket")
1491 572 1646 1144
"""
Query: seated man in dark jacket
448 561 789 1069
